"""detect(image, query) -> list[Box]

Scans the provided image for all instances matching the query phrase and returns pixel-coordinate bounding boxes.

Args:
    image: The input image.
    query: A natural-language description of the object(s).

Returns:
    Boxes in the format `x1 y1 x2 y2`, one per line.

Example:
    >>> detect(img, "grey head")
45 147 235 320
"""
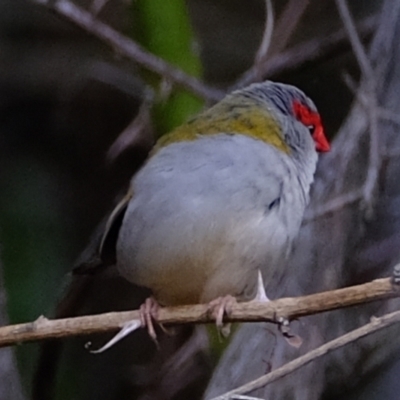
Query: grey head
232 81 330 157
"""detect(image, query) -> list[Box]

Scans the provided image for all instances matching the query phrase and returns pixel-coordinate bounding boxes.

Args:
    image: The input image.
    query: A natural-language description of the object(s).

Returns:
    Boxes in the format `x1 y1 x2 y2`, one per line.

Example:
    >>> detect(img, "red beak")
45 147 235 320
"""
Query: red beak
313 127 330 152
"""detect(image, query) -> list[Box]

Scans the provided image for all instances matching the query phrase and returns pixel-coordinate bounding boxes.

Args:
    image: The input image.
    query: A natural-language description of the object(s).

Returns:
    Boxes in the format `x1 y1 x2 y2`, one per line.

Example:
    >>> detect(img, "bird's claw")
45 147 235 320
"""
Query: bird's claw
392 264 400 285
208 295 236 337
88 319 142 354
139 297 161 344
276 316 303 348
87 297 164 353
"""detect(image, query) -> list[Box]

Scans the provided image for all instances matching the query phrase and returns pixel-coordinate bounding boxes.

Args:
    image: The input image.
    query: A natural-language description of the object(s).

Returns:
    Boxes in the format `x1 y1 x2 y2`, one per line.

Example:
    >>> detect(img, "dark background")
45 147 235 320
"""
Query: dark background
0 1 389 399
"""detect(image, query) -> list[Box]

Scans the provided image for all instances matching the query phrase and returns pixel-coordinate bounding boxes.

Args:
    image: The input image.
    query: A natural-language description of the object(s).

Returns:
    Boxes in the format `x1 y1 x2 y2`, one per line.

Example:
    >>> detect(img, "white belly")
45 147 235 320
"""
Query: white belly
116 134 314 305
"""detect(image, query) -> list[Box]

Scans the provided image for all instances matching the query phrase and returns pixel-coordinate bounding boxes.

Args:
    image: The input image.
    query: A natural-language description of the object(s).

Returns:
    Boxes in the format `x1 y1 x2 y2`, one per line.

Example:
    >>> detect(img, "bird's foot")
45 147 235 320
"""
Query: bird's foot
208 295 237 337
89 319 142 354
392 263 400 285
276 316 303 348
139 297 159 342
88 297 161 354
251 271 301 346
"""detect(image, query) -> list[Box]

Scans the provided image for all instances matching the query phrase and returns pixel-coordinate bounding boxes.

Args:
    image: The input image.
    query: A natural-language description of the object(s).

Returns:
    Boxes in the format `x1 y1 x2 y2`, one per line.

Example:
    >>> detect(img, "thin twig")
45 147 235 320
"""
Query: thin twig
304 189 363 222
378 108 400 126
30 0 224 102
268 0 309 57
362 98 380 218
237 0 309 88
304 97 400 222
234 15 377 89
90 0 110 15
335 0 375 83
0 277 398 348
106 92 154 163
254 0 274 70
336 0 380 218
210 310 400 400
384 148 400 159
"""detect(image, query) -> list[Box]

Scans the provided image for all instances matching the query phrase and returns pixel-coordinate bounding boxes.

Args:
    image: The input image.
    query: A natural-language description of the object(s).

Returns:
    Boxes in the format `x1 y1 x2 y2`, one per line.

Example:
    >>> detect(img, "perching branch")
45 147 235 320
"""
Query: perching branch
29 0 224 102
210 309 400 400
0 277 398 348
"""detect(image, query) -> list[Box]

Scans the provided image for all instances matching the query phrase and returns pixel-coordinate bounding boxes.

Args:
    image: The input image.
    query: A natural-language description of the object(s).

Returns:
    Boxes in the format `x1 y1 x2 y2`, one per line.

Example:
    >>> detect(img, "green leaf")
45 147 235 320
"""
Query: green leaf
131 0 204 134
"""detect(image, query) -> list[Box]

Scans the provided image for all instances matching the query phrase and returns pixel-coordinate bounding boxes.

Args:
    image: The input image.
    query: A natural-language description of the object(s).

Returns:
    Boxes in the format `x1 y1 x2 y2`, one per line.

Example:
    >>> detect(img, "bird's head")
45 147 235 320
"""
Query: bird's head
236 81 330 154
155 81 330 159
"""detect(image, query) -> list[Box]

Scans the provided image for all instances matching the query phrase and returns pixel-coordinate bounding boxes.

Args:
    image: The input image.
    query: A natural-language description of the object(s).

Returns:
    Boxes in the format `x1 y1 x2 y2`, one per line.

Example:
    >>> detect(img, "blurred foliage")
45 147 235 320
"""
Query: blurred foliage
0 157 70 384
0 0 205 397
131 0 204 135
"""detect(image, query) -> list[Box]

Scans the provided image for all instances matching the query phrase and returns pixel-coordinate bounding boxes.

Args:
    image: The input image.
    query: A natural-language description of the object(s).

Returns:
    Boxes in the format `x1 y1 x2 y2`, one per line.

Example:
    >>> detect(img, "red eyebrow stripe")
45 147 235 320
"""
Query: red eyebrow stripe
293 100 319 125
292 100 330 152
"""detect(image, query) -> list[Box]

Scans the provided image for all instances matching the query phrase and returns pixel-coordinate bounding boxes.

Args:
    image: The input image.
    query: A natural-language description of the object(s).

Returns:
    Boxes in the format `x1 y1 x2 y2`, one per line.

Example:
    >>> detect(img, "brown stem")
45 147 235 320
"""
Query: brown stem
211 309 400 400
0 277 398 348
30 0 224 102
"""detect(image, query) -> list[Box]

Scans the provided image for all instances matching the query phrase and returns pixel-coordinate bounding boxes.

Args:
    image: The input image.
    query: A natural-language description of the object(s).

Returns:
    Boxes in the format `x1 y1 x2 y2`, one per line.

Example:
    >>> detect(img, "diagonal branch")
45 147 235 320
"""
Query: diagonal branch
304 188 363 222
210 309 400 400
335 0 375 83
254 0 275 70
336 0 380 217
234 14 377 89
30 0 225 102
0 277 398 348
267 0 309 57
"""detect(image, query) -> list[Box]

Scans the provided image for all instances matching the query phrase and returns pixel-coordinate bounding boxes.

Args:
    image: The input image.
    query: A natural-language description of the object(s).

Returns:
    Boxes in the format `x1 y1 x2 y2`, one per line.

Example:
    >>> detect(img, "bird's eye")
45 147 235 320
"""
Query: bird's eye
307 125 315 135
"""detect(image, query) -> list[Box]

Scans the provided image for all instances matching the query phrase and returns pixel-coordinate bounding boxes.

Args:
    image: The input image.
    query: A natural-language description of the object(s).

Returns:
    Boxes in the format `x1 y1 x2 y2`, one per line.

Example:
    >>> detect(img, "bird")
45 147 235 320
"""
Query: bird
76 80 330 343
